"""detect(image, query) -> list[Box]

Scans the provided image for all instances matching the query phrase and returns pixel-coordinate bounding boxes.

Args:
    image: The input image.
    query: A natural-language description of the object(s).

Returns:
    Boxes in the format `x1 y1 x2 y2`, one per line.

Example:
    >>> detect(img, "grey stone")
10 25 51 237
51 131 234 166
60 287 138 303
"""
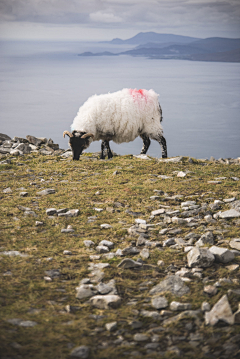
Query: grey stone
196 231 214 246
100 223 112 229
96 281 117 295
149 275 190 297
24 210 37 217
3 187 12 193
201 301 211 312
135 218 146 224
230 199 240 212
89 294 121 309
64 209 80 217
133 333 149 342
151 296 168 310
83 240 95 248
115 248 123 256
99 240 114 249
61 228 74 233
219 209 240 219
209 246 235 263
170 301 192 311
37 188 55 196
229 238 240 251
181 201 196 207
0 133 11 141
0 250 28 257
205 294 234 325
140 248 150 259
75 284 97 299
140 310 161 319
96 245 109 253
159 156 183 163
44 269 60 278
223 197 236 203
63 250 72 255
105 321 117 332
117 258 142 269
163 238 176 247
70 345 90 358
204 285 218 296
7 318 37 327
15 143 31 154
187 247 215 268
20 191 28 197
46 208 57 216
26 135 43 146
151 208 165 216
122 246 140 255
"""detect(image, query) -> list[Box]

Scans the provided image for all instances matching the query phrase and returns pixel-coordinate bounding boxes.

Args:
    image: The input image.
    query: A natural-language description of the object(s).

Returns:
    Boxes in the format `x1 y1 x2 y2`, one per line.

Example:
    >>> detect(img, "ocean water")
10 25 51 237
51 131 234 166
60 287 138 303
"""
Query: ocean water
0 40 239 159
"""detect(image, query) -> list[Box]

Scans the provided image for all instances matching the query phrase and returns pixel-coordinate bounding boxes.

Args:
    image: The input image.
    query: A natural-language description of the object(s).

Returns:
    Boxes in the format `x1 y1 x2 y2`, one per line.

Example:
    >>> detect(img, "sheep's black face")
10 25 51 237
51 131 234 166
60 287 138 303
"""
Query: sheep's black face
63 131 94 161
69 135 88 160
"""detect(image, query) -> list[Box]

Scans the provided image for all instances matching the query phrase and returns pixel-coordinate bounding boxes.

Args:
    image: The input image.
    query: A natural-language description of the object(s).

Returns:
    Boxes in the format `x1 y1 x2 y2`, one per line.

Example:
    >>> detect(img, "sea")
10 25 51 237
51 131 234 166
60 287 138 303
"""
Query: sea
0 40 239 159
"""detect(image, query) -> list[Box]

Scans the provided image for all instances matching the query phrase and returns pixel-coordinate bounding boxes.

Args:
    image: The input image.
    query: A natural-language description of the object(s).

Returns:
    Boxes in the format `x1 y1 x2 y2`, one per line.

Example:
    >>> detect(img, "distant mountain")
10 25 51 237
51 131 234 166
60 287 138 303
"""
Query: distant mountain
104 32 200 45
79 34 240 63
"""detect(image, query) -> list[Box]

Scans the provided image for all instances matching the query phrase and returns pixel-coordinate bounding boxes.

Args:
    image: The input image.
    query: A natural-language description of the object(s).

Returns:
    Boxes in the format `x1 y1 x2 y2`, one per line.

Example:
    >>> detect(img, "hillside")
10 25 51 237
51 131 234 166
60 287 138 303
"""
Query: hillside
0 138 240 359
79 33 240 63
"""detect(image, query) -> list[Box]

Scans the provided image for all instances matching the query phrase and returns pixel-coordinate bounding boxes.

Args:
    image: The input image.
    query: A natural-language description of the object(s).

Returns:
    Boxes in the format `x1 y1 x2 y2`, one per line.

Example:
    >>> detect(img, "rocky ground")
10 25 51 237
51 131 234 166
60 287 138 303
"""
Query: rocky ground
0 133 240 359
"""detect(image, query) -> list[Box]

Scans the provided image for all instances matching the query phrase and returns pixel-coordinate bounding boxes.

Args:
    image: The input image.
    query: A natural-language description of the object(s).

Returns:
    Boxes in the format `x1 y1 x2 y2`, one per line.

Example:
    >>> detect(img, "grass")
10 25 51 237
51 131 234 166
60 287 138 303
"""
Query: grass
0 153 239 358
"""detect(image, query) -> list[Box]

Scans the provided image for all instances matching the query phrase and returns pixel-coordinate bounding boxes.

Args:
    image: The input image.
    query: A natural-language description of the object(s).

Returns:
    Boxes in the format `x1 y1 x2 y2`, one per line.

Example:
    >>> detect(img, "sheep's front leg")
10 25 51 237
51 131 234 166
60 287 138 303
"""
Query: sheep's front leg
140 134 151 154
100 141 106 159
105 140 113 159
151 133 167 158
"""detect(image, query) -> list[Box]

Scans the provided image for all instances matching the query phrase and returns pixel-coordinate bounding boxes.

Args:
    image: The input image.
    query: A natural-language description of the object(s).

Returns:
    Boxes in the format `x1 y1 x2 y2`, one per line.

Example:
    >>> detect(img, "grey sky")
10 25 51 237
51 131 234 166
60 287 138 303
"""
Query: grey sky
0 0 239 40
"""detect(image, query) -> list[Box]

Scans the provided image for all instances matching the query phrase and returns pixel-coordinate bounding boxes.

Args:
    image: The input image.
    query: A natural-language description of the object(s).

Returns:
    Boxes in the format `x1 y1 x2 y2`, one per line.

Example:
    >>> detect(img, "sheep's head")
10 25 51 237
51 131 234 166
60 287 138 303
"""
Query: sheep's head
63 131 94 160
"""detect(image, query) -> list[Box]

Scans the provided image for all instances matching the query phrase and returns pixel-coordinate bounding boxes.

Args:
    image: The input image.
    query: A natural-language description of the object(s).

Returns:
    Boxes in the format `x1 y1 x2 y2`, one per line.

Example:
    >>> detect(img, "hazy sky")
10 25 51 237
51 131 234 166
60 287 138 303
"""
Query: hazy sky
0 0 240 41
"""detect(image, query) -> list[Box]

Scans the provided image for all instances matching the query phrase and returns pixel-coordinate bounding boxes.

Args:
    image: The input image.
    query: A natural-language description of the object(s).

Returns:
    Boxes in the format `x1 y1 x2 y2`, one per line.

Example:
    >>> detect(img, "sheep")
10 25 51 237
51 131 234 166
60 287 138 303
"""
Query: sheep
63 88 167 160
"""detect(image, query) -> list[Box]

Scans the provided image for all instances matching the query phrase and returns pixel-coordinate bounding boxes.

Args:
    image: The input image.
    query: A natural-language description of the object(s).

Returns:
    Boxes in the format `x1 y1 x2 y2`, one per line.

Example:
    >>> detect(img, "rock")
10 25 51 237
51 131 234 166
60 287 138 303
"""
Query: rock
63 250 72 255
65 209 79 217
3 187 12 193
105 321 117 332
99 240 114 249
162 310 200 327
133 333 149 342
226 264 239 271
187 247 215 268
75 284 98 299
177 171 187 177
7 319 37 327
175 267 191 277
151 296 168 310
229 238 240 251
0 133 11 141
46 208 57 216
96 245 109 253
157 260 165 266
135 218 146 224
96 280 117 295
26 135 43 147
204 285 218 296
45 269 60 278
196 231 214 246
170 301 192 311
140 248 150 259
37 188 55 196
134 154 151 160
70 345 90 358
122 247 140 256
181 201 196 207
159 156 183 163
0 250 28 257
115 249 123 256
209 246 235 263
19 191 28 197
61 228 74 233
230 199 240 211
117 258 142 269
89 295 121 309
149 275 190 297
151 208 165 216
83 240 95 248
205 294 234 325
223 197 236 203
163 238 176 247
201 301 211 312
219 209 240 219
35 221 43 226
100 224 112 229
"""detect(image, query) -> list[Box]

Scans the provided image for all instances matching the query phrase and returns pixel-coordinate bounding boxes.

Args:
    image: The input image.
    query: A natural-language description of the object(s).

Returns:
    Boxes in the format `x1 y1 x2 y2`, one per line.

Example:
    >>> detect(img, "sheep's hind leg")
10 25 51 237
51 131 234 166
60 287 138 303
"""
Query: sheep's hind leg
151 133 167 158
140 134 151 154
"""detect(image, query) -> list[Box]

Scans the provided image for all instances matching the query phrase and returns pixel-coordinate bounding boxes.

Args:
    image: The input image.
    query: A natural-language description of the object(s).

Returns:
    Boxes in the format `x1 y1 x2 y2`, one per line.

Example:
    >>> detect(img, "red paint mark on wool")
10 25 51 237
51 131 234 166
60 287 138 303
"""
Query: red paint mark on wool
129 88 148 103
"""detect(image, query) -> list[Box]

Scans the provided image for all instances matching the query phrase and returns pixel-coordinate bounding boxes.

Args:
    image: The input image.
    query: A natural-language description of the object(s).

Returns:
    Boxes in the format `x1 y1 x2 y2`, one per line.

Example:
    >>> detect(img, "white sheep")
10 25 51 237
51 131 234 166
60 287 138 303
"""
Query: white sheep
63 88 167 160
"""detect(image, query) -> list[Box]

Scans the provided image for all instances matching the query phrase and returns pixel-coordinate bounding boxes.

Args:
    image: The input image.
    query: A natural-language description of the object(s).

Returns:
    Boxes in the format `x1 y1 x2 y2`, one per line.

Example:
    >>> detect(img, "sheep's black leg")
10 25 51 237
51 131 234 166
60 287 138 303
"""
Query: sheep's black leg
150 133 167 158
140 134 151 154
100 141 106 159
105 140 113 159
